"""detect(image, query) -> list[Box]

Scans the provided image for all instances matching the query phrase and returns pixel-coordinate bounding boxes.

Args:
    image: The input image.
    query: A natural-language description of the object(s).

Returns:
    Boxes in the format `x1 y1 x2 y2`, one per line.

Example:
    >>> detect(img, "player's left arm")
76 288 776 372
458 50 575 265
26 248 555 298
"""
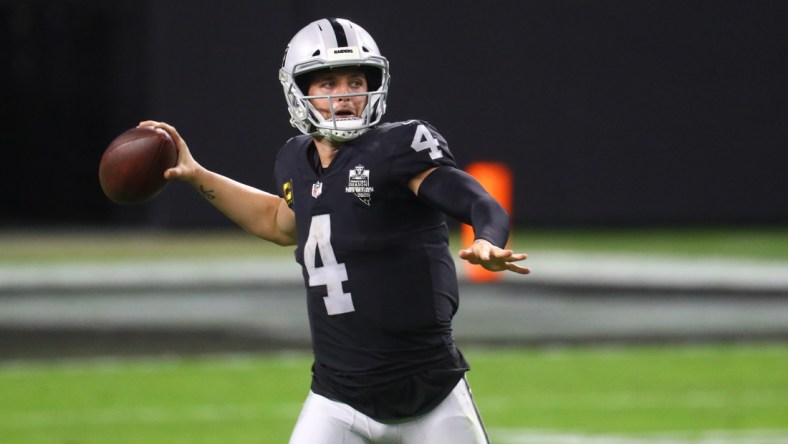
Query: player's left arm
410 167 530 274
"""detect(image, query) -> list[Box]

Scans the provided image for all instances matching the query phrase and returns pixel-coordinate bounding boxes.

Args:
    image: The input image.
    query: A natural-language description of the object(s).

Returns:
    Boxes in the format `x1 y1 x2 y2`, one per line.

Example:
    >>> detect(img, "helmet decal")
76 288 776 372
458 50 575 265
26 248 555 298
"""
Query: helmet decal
327 18 349 47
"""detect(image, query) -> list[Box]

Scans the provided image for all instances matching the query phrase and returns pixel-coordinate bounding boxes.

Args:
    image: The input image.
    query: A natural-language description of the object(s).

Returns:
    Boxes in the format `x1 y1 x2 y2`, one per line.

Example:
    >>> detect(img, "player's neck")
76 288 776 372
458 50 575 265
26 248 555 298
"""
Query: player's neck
313 137 340 168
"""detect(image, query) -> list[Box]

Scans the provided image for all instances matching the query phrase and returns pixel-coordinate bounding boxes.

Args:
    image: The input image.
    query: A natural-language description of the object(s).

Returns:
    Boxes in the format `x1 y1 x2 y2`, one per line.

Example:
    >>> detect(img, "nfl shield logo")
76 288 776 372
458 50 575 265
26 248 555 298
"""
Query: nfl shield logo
311 181 323 198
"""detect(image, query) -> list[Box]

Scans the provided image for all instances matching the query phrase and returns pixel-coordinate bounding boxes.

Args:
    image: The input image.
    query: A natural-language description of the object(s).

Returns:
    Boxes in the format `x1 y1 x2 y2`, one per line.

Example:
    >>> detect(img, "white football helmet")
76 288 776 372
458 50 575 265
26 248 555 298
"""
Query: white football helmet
279 18 390 142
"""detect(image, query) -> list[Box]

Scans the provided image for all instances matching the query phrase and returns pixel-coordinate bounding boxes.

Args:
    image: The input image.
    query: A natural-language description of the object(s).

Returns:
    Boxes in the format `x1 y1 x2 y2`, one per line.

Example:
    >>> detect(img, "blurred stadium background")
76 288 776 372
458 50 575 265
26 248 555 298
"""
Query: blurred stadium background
2 0 787 443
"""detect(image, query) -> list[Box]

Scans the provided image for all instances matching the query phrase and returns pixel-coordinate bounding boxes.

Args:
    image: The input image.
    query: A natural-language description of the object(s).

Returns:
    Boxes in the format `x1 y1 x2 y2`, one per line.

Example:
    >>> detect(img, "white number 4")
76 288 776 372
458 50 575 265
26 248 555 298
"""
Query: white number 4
410 124 443 160
304 214 355 315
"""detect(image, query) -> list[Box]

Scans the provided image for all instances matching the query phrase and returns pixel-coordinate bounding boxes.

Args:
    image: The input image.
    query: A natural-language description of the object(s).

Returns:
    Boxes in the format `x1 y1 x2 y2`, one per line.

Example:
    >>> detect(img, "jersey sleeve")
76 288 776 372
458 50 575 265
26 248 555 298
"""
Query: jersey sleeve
389 120 458 187
273 139 296 208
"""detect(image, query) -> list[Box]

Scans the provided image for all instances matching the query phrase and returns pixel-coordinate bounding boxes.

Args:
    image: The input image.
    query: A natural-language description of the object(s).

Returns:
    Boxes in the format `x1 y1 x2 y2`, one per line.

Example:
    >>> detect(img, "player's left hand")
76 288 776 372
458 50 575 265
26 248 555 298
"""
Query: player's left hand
459 239 530 274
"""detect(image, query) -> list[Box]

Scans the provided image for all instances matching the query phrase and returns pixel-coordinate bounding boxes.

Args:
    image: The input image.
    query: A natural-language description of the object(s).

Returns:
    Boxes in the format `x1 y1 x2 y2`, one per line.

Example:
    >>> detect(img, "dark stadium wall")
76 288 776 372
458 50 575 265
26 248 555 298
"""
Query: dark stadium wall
2 0 150 226
2 0 787 228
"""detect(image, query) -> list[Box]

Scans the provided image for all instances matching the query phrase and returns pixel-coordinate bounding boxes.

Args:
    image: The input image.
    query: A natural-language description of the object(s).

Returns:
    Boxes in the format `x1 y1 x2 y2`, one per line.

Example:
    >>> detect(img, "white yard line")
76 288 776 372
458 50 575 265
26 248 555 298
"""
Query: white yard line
0 258 301 291
2 253 787 292
479 389 788 411
491 428 788 444
0 402 302 429
501 252 788 291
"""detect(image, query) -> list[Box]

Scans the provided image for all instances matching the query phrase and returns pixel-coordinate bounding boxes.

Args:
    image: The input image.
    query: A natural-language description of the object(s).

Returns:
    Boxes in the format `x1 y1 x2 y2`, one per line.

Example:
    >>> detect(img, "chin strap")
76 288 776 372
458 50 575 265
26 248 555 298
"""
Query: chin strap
416 166 510 248
318 127 368 143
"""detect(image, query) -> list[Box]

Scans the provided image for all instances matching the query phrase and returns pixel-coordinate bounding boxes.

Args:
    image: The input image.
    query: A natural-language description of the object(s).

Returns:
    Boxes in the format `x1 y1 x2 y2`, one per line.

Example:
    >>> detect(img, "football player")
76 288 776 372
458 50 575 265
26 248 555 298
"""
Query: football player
142 17 529 444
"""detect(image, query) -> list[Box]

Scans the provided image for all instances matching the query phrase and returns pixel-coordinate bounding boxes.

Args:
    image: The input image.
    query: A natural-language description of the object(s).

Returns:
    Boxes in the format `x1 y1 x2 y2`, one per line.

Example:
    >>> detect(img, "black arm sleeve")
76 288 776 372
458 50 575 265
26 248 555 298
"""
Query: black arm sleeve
417 166 510 248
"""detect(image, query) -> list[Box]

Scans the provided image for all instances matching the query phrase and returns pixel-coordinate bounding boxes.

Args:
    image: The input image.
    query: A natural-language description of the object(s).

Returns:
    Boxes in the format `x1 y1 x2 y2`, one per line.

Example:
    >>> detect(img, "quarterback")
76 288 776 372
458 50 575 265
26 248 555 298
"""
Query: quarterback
142 18 529 444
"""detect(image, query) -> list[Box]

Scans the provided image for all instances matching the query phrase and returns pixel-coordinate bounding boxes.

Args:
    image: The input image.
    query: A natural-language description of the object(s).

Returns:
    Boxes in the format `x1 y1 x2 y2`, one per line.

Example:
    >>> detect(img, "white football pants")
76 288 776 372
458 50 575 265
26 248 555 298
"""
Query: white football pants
288 378 490 444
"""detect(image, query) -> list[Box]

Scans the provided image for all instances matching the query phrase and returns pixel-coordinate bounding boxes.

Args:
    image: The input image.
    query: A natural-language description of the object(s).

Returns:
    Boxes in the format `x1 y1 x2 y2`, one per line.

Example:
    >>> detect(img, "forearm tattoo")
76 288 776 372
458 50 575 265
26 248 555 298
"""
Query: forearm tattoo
199 185 216 200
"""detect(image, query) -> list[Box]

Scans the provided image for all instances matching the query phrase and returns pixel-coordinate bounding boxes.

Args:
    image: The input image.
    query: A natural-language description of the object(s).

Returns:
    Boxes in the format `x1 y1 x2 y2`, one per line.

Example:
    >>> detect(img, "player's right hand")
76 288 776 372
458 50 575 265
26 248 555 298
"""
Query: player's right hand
138 121 203 184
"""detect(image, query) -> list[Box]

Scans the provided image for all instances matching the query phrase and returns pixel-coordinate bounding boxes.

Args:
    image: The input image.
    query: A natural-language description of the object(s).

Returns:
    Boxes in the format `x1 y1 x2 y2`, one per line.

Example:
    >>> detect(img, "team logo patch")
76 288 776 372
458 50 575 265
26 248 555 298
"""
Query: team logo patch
311 181 323 198
345 164 374 206
283 180 294 207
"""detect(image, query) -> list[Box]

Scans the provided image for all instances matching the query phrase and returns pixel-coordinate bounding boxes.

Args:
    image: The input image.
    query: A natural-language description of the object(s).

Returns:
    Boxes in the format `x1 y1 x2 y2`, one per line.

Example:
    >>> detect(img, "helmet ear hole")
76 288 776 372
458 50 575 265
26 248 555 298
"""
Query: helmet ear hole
294 74 312 95
361 66 383 92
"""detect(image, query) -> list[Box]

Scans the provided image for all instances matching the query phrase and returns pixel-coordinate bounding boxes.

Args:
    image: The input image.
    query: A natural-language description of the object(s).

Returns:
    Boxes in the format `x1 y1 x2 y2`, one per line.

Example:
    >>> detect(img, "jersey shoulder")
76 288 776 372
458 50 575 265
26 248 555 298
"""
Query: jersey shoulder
368 120 457 182
374 120 446 146
276 134 312 163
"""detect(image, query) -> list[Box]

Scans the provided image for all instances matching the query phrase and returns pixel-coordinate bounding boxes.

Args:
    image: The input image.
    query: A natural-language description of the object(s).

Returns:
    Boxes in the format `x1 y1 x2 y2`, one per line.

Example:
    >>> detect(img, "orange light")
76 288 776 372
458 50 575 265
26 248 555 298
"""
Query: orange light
460 162 513 282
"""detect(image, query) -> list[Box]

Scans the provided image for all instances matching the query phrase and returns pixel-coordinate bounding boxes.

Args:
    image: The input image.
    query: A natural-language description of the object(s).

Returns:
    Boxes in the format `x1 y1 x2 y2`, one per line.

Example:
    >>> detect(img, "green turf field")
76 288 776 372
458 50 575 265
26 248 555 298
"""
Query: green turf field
1 345 786 443
1 227 787 442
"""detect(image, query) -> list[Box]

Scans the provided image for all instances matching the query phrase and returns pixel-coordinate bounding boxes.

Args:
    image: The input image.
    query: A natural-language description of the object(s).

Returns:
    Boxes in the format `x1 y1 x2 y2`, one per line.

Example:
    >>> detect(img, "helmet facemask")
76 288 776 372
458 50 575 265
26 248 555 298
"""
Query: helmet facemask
283 67 388 142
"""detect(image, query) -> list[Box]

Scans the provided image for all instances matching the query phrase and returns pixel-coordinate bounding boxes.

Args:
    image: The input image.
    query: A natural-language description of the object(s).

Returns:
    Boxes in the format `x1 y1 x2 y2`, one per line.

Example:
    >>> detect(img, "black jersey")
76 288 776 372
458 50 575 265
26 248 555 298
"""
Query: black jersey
274 120 470 419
